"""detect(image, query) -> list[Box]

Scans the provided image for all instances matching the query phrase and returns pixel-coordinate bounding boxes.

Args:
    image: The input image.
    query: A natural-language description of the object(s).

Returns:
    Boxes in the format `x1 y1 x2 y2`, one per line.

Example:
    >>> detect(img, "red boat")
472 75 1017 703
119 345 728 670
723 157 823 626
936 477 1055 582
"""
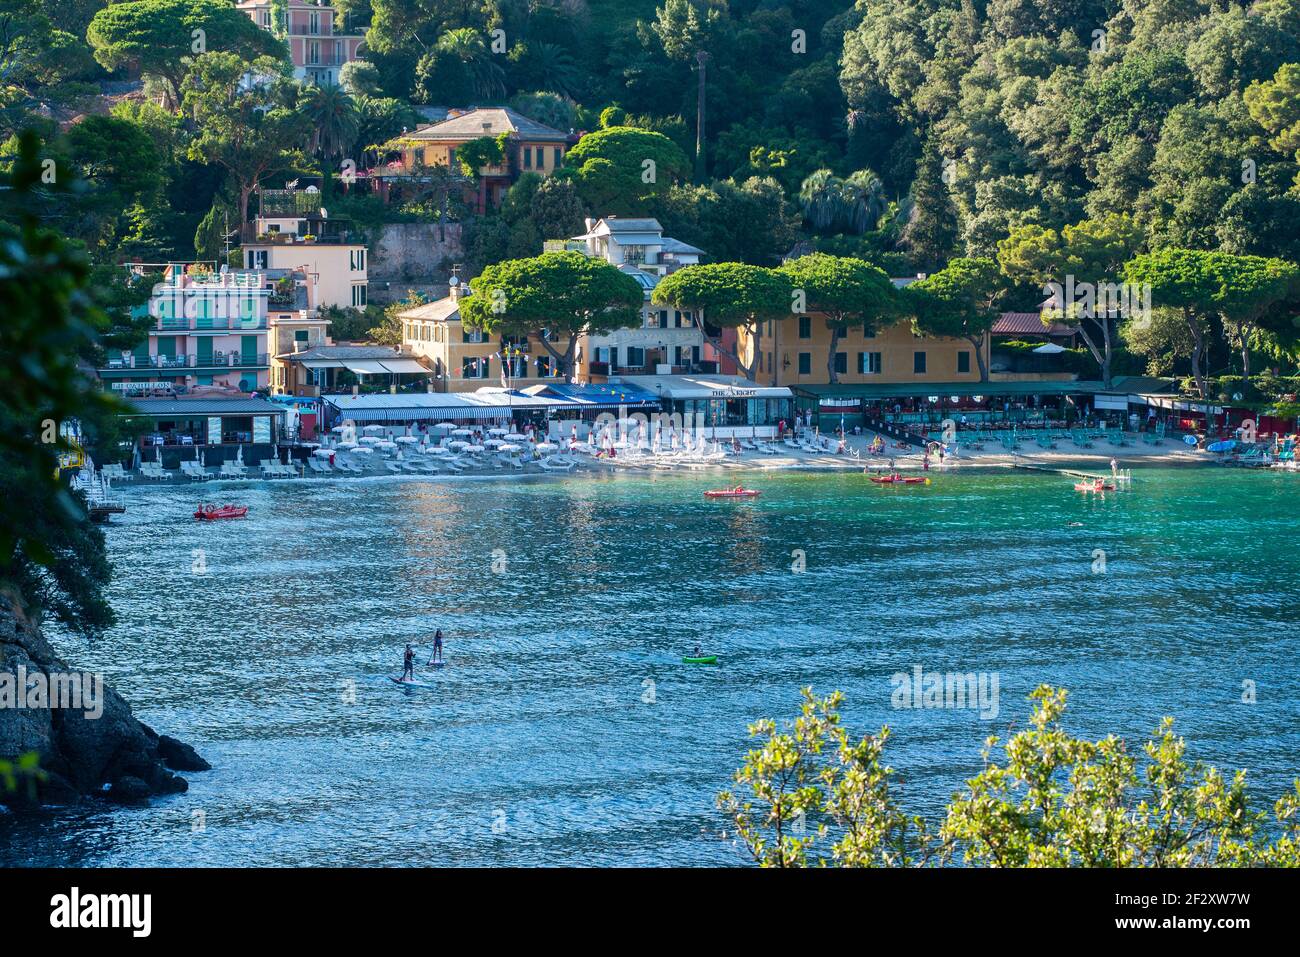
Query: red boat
194 503 249 520
1074 480 1117 492
870 473 929 485
704 487 760 498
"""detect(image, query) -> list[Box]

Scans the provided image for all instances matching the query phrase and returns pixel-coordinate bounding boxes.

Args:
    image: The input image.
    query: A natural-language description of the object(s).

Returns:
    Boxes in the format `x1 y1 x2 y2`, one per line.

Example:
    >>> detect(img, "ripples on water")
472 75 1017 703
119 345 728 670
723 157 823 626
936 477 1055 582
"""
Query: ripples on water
3 468 1298 865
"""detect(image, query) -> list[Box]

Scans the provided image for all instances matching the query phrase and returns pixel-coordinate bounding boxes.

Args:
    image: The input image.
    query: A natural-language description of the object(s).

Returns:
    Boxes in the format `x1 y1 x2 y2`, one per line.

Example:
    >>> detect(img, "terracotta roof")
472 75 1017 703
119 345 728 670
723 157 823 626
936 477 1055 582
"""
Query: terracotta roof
992 312 1077 337
405 107 568 143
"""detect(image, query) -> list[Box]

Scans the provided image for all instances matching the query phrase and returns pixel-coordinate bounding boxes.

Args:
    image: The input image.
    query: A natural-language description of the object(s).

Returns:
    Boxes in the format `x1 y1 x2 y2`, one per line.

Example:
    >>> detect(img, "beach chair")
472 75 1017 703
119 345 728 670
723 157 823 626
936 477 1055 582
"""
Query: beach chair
307 458 326 475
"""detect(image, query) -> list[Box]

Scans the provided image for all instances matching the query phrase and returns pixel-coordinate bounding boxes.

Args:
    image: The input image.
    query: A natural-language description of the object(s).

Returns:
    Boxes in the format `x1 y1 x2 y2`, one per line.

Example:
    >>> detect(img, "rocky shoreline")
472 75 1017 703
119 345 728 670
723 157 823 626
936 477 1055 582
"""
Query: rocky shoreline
0 605 208 810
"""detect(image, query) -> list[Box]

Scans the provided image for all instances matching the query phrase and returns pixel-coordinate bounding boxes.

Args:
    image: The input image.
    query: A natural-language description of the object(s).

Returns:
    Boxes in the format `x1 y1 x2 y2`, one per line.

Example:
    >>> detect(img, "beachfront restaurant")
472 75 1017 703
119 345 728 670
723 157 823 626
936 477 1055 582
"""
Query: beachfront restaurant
320 389 571 430
522 382 660 437
121 397 287 466
614 374 794 438
791 381 1100 432
791 378 1185 435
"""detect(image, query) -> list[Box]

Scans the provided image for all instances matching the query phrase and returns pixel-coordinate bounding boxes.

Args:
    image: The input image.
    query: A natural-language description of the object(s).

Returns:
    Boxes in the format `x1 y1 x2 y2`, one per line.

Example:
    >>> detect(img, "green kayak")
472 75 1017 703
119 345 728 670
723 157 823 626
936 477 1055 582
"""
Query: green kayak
683 655 718 664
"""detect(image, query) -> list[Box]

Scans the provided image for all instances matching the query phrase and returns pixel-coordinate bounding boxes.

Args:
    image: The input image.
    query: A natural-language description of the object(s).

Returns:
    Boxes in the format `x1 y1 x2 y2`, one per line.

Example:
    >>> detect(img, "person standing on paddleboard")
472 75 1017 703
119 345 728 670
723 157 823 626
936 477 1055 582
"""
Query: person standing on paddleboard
427 630 444 665
401 643 415 681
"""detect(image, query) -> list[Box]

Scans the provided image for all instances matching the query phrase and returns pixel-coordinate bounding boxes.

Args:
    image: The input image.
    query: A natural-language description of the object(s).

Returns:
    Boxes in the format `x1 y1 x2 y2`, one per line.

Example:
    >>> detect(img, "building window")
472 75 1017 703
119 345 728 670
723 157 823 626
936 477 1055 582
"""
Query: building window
351 284 367 306
295 330 309 344
914 351 927 374
863 323 875 338
553 147 562 167
462 356 489 379
834 352 847 374
626 346 645 368
462 326 485 344
350 249 366 271
658 310 668 328
521 147 532 169
798 352 811 375
798 316 811 339
858 351 881 374
957 351 971 373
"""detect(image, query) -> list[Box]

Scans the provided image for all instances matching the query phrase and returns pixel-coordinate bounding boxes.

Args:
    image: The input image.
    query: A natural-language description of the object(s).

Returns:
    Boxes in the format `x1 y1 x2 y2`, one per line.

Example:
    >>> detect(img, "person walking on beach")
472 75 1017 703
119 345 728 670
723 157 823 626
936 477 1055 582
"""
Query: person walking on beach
1110 457 1118 478
427 630 444 665
401 643 415 681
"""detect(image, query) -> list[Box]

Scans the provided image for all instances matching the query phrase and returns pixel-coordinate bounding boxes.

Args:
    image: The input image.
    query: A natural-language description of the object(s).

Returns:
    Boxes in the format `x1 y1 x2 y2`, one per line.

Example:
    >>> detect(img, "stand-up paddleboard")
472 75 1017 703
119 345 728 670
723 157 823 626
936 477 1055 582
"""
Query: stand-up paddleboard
389 676 434 688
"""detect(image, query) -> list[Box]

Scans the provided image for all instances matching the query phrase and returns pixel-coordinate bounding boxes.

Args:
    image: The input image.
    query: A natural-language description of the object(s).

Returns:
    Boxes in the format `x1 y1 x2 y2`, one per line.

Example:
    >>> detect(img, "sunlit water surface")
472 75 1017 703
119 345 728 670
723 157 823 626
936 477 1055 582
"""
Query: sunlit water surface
3 467 1298 865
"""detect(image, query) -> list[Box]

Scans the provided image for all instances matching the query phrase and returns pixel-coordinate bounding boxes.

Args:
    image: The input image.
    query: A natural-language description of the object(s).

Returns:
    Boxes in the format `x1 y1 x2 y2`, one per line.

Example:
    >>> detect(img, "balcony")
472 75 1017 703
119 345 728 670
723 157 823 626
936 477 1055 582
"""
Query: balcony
240 224 360 246
151 317 268 332
100 354 271 373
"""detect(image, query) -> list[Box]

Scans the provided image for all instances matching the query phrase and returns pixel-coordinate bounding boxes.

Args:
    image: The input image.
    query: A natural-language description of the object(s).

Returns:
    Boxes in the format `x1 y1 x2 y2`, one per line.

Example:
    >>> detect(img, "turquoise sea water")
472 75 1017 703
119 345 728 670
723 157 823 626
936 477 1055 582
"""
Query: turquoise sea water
3 467 1298 866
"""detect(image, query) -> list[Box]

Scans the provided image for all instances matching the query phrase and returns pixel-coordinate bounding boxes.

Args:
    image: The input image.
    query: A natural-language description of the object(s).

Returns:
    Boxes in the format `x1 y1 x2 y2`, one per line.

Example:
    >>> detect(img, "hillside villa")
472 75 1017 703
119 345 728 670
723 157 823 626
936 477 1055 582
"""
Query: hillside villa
370 107 573 212
237 0 365 86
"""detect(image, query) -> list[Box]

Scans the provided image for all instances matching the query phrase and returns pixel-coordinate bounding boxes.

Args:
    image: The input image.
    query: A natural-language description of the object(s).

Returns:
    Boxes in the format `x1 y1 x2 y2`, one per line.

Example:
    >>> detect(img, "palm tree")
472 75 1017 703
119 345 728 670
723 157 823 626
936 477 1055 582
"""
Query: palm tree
840 169 887 233
799 169 842 232
437 28 506 101
532 43 579 98
798 168 887 234
303 82 360 163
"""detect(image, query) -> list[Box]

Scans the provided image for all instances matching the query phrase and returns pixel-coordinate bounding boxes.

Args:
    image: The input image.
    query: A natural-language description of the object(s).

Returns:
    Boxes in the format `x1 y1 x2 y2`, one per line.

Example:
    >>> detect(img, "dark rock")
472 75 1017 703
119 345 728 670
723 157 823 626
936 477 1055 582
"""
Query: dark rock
106 775 151 803
157 734 212 773
0 606 209 810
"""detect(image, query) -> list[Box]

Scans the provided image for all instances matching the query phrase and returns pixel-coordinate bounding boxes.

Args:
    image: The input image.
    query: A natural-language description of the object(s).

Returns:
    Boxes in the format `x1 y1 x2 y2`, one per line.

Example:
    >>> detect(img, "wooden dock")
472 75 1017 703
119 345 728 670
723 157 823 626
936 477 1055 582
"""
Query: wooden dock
1010 463 1130 483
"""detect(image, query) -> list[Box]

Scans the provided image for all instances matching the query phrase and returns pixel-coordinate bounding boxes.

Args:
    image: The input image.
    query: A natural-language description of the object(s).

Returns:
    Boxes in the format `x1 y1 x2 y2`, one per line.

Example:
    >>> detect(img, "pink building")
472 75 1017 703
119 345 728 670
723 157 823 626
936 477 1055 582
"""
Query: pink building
237 0 365 85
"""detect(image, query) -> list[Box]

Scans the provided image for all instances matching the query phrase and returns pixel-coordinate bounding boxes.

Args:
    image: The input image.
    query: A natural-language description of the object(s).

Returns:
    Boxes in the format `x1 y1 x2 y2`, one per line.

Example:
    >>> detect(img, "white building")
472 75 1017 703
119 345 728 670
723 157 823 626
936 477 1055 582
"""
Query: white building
241 188 368 309
551 217 709 376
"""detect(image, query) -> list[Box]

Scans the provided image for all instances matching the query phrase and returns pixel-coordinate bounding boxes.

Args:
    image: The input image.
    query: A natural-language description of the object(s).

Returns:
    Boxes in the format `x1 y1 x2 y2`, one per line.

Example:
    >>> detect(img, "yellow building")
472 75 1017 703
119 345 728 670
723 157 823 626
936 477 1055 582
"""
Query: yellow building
379 107 571 213
740 314 987 389
398 284 574 393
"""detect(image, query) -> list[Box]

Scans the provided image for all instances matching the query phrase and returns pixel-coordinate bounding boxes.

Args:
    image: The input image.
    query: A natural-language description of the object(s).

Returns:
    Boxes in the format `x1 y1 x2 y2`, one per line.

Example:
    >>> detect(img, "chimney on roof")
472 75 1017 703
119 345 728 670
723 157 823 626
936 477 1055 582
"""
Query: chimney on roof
584 218 594 232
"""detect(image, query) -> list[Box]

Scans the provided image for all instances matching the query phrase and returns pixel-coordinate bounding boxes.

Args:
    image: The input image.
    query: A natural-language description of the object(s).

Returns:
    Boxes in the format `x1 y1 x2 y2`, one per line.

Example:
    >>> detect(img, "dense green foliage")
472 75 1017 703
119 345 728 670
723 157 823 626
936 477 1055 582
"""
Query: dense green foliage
459 251 644 380
7 0 1300 395
720 686 1300 866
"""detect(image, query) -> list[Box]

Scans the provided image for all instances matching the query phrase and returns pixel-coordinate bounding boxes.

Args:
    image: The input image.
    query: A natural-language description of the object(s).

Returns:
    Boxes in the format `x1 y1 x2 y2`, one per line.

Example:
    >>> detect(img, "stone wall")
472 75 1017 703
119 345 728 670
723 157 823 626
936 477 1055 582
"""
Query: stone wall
367 222 463 304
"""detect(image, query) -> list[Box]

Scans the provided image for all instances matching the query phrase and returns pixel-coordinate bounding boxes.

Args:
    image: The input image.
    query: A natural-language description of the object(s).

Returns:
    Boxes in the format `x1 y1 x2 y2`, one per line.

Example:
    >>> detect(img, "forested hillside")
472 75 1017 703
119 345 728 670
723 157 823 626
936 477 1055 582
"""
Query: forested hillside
7 0 1300 376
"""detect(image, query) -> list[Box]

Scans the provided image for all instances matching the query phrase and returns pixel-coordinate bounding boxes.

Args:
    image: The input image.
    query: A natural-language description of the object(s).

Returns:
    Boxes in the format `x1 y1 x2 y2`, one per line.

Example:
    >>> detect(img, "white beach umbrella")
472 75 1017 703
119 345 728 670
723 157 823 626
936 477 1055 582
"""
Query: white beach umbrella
349 446 373 456
434 422 456 430
312 448 334 458
536 442 558 452
498 443 521 452
330 425 348 433
359 435 383 445
376 441 398 450
394 435 418 444
424 445 450 455
483 438 504 448
1032 342 1067 354
449 440 469 449
451 428 473 436
362 424 385 434
487 427 508 436
504 432 527 441
465 444 485 453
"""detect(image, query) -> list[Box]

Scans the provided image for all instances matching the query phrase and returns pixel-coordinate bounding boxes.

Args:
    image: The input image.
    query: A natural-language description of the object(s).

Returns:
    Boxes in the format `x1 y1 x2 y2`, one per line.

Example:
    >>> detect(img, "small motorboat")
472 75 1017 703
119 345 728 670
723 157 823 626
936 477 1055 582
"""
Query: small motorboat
870 473 929 485
194 503 249 520
704 487 760 498
1074 480 1116 493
